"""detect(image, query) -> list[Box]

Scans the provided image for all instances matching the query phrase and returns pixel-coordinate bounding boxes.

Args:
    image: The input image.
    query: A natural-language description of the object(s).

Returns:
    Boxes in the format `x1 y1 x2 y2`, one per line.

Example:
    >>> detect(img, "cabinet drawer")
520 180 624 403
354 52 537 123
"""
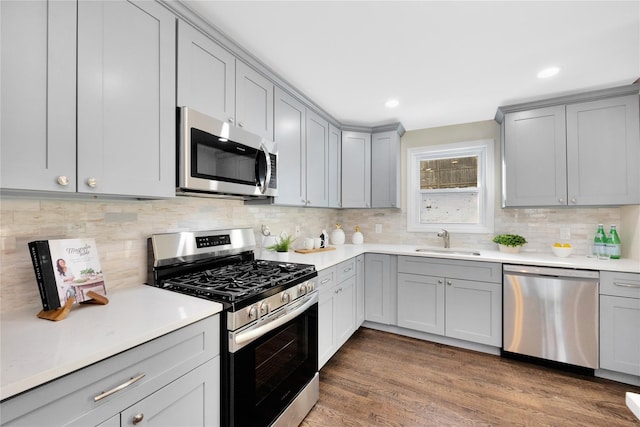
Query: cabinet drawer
398 256 501 283
600 271 640 298
336 258 356 282
1 316 219 426
317 267 336 291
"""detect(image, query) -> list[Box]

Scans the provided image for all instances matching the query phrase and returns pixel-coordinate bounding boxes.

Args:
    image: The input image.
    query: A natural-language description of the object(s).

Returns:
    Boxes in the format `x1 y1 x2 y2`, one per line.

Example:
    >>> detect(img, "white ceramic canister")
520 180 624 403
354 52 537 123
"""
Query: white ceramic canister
330 224 345 245
352 226 364 245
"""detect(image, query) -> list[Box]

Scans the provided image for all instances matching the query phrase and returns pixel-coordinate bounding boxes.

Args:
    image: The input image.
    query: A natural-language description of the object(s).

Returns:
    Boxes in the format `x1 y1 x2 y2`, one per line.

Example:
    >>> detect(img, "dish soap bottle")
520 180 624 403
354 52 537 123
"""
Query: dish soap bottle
352 226 364 245
606 225 621 259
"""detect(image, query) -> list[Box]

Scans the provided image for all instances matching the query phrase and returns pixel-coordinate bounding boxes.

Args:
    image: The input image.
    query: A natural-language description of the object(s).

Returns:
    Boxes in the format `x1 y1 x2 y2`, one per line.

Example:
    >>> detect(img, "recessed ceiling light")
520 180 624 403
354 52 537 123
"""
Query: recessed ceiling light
537 66 560 79
385 99 399 108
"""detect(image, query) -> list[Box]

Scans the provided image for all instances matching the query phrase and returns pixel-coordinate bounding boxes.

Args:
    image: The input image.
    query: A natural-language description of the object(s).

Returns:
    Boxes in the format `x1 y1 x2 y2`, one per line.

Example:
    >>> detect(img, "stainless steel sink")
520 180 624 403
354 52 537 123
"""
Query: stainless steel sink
415 248 481 256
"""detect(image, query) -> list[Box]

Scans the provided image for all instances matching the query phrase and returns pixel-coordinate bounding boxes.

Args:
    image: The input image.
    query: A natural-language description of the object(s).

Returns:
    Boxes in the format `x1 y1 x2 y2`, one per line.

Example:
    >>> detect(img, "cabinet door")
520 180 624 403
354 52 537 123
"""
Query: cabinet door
335 276 357 348
77 0 175 198
120 357 219 427
0 0 76 192
177 20 236 122
445 279 502 346
305 110 329 207
364 254 396 325
355 255 365 327
318 284 336 369
273 88 306 206
503 106 567 206
397 273 445 335
342 131 371 208
235 61 274 140
328 124 342 208
566 94 640 205
371 131 400 208
600 295 640 376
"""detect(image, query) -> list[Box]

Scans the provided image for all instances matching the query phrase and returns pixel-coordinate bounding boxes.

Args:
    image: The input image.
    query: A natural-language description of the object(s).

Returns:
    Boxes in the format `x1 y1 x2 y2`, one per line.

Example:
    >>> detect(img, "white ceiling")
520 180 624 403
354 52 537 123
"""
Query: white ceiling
182 1 640 131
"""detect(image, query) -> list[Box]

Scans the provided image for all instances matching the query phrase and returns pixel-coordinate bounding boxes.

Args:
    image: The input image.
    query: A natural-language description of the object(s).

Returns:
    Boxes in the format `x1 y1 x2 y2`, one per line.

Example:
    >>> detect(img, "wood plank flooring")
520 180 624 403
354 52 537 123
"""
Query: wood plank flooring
301 327 640 426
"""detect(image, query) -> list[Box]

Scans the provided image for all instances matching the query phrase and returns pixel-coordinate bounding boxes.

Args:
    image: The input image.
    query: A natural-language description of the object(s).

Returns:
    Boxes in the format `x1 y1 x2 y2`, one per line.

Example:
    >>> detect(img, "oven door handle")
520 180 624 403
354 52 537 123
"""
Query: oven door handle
230 292 318 352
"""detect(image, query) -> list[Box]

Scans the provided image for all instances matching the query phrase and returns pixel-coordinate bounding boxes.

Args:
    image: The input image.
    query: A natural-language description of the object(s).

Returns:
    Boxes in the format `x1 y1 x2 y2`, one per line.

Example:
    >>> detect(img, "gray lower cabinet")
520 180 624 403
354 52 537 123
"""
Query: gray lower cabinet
600 271 640 377
498 86 640 207
318 258 357 369
341 131 372 208
0 316 220 427
2 0 176 198
397 256 502 347
355 254 365 326
364 253 397 325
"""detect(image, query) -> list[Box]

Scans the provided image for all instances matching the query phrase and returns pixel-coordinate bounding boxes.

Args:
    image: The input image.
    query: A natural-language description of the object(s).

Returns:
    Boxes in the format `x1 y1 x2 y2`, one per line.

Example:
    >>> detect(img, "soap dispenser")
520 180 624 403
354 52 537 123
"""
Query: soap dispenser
352 226 364 245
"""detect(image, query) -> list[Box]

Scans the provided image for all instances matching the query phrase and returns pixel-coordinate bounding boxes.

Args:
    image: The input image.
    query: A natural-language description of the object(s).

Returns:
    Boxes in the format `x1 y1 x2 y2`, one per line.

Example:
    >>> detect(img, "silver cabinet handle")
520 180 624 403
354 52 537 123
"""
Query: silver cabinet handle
132 413 144 425
570 197 577 204
94 373 145 401
57 176 69 186
320 278 331 284
614 281 640 288
438 279 443 284
343 266 352 273
87 178 97 188
238 122 244 128
447 280 452 286
228 117 235 124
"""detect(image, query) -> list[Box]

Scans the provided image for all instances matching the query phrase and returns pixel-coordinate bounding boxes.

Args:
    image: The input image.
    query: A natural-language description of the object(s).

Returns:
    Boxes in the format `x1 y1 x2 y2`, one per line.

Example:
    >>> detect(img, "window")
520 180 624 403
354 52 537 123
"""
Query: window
407 139 494 233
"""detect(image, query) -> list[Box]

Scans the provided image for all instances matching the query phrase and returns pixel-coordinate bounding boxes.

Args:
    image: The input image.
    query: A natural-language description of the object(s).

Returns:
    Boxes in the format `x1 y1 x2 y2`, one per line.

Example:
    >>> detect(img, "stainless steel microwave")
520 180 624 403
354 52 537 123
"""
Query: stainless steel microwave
177 107 278 198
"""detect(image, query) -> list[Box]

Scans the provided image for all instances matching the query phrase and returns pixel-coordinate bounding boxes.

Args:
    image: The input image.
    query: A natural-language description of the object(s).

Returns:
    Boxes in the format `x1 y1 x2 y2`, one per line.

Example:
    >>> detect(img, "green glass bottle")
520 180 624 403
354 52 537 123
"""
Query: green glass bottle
593 224 607 258
607 225 621 259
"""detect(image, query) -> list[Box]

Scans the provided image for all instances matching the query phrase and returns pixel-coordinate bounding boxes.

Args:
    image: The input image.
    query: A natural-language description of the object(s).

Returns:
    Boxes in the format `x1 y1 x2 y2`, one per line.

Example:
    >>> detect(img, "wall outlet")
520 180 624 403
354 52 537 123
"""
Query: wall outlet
295 225 301 237
375 224 382 233
559 227 571 241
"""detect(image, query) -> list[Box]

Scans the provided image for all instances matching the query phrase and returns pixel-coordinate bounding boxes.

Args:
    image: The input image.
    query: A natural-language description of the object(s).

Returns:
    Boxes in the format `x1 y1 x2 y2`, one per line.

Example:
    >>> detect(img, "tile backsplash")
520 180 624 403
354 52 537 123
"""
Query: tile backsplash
1 194 633 313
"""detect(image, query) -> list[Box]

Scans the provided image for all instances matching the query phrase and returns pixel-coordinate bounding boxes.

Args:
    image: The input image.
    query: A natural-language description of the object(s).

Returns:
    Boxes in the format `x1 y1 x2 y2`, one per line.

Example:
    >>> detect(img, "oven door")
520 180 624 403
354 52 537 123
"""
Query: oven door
226 293 318 427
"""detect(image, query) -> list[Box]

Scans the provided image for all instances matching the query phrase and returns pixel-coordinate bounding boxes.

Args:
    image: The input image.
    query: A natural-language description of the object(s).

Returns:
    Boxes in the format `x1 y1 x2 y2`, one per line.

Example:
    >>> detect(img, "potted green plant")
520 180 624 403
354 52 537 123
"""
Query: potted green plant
492 234 527 254
266 233 296 260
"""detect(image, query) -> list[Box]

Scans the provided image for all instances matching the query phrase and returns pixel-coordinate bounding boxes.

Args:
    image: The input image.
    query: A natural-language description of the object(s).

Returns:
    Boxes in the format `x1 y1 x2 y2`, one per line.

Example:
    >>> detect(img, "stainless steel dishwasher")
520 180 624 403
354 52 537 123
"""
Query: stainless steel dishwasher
503 265 599 369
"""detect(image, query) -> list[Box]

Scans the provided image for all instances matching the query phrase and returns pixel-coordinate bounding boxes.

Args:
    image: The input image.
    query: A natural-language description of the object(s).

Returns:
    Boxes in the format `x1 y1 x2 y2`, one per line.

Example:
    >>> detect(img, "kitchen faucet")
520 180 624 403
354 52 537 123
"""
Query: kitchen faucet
437 229 450 248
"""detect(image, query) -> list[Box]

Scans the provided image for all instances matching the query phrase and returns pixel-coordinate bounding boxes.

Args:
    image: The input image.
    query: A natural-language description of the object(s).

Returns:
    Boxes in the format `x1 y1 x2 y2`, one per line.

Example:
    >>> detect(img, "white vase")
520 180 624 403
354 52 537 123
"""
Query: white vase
275 251 289 261
330 228 345 245
498 244 520 254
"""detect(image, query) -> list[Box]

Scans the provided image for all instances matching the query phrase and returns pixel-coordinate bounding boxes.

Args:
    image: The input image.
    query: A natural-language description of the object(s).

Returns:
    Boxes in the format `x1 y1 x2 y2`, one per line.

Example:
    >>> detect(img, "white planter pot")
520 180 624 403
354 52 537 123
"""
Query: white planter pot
498 244 521 254
275 251 290 261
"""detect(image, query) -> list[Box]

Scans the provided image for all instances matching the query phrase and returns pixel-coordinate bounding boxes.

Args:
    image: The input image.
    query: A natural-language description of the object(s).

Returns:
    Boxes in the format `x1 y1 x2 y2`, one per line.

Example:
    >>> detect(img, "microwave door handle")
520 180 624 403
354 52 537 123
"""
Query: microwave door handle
258 143 271 194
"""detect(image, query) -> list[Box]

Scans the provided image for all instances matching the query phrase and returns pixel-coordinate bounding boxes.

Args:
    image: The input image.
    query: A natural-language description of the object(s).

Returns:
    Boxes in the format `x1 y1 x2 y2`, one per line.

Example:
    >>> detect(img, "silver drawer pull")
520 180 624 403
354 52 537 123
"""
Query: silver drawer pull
343 267 352 272
320 278 331 284
614 282 640 289
94 373 145 402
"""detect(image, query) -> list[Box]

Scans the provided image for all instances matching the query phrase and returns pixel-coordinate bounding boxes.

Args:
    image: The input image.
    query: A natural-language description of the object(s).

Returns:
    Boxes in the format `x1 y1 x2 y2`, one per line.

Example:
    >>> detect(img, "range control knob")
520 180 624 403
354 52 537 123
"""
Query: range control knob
298 283 308 295
247 305 259 320
281 291 291 303
306 282 314 292
260 301 270 315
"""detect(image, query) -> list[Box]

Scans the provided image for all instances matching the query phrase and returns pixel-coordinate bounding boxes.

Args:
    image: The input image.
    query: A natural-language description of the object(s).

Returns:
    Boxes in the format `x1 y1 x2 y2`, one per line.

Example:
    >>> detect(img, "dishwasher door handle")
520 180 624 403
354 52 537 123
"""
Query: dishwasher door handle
503 264 599 280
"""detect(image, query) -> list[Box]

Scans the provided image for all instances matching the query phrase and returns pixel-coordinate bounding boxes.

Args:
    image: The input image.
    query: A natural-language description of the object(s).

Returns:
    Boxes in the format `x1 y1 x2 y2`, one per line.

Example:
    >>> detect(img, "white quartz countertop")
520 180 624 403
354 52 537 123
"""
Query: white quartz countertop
0 285 223 401
257 243 640 273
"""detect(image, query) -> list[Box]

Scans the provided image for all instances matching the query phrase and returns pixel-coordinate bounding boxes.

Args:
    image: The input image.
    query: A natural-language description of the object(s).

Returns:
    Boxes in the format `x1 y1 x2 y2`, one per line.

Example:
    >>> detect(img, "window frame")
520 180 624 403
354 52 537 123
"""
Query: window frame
407 139 495 233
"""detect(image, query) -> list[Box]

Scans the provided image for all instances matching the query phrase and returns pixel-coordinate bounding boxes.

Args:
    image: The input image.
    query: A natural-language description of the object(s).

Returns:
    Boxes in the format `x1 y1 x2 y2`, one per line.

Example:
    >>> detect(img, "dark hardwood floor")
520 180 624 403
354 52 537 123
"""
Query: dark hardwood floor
301 328 640 426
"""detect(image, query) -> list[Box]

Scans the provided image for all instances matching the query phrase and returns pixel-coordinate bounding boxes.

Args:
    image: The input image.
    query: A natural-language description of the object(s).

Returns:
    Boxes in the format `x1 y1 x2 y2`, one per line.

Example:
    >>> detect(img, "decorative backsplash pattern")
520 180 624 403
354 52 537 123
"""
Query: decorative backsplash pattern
0 195 626 313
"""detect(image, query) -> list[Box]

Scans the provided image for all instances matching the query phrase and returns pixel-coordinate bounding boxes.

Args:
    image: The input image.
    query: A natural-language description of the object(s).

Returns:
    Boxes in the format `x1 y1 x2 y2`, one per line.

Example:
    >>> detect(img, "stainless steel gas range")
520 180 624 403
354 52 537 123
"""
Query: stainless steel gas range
147 228 319 427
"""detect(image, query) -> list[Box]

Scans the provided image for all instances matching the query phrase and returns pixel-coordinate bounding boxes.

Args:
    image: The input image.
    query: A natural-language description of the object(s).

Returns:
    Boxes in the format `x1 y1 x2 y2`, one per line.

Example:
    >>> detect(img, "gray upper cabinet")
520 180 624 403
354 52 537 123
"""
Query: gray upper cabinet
177 21 274 141
235 61 274 140
77 0 176 198
1 0 175 198
274 88 306 206
342 131 372 208
503 105 567 206
328 124 342 208
1 0 77 193
177 21 236 123
566 95 640 206
274 88 331 207
305 110 330 207
371 130 401 208
498 85 640 207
